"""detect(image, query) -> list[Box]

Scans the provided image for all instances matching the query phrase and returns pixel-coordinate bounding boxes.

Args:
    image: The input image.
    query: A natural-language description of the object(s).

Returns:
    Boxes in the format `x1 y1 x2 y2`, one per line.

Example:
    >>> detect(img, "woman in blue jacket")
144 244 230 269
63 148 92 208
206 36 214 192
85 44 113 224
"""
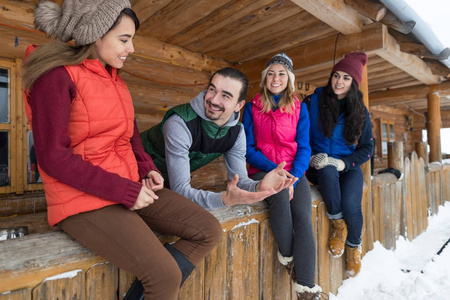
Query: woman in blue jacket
305 52 373 277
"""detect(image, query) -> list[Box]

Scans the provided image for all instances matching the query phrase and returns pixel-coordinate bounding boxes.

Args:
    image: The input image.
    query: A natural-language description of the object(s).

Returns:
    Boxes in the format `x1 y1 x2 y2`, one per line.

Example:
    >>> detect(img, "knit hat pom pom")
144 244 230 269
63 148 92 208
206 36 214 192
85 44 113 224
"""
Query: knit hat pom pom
34 1 63 36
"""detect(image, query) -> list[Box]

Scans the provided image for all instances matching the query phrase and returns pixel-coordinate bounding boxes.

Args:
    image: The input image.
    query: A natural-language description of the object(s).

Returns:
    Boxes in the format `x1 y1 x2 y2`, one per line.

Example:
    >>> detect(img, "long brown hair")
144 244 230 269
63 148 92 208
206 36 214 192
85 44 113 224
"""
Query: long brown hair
318 77 366 144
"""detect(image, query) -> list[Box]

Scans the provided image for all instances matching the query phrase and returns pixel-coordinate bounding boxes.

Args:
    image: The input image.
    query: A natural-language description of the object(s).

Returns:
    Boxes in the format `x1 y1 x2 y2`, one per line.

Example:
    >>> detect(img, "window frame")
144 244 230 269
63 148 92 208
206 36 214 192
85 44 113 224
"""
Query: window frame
0 58 43 194
379 119 395 158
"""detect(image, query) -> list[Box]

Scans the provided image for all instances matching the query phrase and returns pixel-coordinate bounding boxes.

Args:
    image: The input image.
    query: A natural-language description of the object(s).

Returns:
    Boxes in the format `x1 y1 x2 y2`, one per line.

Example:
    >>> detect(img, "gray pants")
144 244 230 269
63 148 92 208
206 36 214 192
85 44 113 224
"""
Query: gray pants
252 172 316 288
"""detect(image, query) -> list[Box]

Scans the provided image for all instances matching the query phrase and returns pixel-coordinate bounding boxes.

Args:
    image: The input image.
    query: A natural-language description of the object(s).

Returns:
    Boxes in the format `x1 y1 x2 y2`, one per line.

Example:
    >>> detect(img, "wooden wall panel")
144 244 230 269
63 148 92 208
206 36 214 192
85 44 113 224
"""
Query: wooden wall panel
0 289 31 300
203 234 227 300
179 261 205 300
85 262 118 300
226 223 259 300
32 270 85 300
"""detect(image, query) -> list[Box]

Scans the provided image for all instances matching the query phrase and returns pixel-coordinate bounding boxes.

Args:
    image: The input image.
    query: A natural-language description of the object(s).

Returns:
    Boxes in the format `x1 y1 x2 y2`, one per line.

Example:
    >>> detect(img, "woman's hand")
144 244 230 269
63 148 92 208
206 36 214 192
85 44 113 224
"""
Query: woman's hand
130 181 159 210
143 170 164 191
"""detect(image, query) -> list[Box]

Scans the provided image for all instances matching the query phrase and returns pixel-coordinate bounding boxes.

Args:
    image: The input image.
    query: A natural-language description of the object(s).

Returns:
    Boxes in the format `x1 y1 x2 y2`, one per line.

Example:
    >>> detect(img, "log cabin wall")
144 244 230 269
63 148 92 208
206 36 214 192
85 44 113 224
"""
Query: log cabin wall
370 105 426 172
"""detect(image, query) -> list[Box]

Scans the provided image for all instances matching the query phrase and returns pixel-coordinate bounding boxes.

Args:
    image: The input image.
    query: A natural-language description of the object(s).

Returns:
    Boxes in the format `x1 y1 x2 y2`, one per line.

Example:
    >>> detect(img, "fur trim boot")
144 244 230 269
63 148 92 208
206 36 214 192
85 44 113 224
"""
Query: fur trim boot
277 250 296 282
293 283 327 300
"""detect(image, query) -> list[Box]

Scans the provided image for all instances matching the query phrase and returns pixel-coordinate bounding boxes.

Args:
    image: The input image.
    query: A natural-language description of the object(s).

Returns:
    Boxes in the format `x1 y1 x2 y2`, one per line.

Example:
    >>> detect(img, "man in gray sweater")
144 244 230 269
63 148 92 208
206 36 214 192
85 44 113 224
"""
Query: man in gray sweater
141 67 296 209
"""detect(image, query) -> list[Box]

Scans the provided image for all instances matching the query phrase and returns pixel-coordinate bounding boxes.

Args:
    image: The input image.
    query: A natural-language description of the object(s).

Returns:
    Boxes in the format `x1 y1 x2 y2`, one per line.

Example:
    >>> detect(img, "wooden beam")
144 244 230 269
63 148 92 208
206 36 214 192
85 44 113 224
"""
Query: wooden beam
369 80 450 106
380 11 415 35
238 22 386 84
344 0 387 22
132 35 230 72
290 0 366 35
423 58 450 77
375 33 440 85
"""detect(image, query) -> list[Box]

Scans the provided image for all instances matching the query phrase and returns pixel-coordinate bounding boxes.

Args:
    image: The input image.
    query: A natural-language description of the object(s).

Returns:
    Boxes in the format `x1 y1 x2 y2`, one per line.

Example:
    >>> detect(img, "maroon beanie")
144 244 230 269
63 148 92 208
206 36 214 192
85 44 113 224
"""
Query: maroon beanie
331 52 368 86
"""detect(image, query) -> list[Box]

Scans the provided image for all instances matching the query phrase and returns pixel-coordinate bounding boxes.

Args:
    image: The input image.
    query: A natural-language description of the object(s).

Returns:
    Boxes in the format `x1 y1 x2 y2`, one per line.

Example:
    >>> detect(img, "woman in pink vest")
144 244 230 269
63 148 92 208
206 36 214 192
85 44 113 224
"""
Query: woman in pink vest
22 1 222 299
242 53 324 299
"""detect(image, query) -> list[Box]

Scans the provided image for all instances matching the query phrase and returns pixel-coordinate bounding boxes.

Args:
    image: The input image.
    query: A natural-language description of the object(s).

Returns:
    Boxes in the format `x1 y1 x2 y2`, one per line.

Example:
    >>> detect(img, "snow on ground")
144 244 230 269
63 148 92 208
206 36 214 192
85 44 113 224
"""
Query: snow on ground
330 201 450 300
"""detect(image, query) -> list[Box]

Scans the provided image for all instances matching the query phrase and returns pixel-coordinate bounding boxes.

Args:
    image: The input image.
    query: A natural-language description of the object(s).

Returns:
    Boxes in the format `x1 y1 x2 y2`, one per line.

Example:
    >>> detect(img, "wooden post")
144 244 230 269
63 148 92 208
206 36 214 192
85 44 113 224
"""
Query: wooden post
359 61 374 254
387 141 403 172
426 92 442 163
415 142 429 165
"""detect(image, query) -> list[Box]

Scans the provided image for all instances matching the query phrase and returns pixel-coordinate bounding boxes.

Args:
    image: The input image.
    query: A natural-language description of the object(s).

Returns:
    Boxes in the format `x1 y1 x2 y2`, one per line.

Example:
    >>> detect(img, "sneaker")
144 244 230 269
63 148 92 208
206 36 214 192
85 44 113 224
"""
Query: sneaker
294 283 328 300
277 251 296 282
345 245 361 277
328 219 347 257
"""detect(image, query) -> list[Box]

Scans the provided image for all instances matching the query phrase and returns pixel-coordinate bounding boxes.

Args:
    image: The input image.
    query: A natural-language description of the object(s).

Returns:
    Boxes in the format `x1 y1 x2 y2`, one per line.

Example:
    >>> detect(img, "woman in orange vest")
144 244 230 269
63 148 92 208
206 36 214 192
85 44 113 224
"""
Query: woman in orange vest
23 1 222 299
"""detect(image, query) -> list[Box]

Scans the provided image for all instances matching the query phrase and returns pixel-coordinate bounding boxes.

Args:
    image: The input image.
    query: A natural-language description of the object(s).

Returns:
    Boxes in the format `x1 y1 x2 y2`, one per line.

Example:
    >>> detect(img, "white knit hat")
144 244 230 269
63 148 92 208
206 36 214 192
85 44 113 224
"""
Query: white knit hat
34 0 131 46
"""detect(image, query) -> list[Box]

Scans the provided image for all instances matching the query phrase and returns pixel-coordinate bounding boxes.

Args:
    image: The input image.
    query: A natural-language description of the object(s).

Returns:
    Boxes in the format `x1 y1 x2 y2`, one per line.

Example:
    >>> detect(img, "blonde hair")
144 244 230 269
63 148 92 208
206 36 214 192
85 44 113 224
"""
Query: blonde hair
259 67 296 114
23 40 95 90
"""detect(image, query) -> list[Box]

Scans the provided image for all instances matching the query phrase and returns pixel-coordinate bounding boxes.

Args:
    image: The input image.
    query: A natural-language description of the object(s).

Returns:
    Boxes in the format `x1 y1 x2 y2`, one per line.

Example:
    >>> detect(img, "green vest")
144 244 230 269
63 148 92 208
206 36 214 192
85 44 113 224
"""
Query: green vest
140 104 241 182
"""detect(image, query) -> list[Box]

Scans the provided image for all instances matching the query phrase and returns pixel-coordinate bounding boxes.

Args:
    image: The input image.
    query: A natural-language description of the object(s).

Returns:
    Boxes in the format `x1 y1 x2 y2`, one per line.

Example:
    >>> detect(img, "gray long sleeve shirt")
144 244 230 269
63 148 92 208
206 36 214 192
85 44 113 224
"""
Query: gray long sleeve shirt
162 92 258 209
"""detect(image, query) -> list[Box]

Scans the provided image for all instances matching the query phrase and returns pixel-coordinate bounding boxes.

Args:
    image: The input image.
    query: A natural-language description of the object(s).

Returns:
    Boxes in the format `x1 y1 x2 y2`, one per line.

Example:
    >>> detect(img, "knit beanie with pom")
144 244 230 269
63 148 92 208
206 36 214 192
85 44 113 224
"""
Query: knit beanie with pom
331 52 368 87
34 0 131 46
261 52 296 92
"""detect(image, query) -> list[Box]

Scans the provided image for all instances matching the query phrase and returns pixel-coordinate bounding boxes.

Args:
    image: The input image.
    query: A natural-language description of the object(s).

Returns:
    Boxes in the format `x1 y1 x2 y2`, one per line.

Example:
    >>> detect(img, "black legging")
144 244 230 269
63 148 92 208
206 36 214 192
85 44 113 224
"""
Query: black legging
252 172 316 288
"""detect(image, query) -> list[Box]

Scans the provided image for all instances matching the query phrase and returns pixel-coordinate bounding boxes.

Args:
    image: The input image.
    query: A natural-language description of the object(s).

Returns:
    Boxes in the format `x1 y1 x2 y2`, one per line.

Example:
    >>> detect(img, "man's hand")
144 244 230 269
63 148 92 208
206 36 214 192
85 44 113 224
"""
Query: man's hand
221 174 277 207
143 170 164 191
258 162 297 193
130 180 159 210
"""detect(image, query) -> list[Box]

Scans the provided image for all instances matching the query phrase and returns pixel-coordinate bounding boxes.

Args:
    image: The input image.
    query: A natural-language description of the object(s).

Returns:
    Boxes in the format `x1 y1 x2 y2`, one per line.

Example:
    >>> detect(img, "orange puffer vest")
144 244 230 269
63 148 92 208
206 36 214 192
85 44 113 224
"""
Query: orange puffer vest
24 60 139 225
248 94 301 177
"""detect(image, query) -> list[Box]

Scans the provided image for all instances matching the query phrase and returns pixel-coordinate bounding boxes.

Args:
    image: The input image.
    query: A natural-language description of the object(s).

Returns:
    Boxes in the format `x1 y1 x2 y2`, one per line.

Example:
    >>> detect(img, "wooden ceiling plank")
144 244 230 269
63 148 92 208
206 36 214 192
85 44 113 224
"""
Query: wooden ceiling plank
131 0 172 25
185 0 303 54
132 35 230 72
375 32 440 85
167 0 274 46
344 0 387 22
290 0 365 35
138 0 230 40
220 20 337 63
369 80 450 106
239 22 386 84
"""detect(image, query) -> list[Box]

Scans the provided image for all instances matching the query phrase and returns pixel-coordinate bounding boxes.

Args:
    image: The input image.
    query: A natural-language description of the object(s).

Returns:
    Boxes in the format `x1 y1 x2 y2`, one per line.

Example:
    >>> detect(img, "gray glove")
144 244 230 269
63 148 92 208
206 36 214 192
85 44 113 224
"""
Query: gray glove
310 153 328 169
310 153 345 171
327 157 345 171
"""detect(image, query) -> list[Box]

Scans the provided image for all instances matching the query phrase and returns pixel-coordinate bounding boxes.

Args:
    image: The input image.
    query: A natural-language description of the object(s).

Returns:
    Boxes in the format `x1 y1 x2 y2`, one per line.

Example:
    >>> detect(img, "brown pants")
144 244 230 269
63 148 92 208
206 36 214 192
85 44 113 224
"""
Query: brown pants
59 188 222 300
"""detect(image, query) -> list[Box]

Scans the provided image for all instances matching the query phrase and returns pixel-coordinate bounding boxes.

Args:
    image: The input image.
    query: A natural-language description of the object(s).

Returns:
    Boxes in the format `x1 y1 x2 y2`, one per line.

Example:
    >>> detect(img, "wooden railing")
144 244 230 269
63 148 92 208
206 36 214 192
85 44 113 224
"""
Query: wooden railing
0 155 449 299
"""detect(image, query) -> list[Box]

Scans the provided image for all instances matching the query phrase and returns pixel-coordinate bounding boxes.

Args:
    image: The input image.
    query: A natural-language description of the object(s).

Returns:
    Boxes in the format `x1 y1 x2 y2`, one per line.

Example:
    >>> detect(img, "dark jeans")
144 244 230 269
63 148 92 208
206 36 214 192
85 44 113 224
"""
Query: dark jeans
59 188 222 300
252 172 316 288
306 166 363 247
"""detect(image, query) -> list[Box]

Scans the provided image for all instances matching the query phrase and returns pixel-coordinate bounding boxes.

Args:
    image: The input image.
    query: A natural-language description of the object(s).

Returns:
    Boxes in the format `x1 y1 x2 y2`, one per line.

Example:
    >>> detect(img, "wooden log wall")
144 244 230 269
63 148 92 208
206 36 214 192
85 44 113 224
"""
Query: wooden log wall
1 156 448 300
370 104 426 172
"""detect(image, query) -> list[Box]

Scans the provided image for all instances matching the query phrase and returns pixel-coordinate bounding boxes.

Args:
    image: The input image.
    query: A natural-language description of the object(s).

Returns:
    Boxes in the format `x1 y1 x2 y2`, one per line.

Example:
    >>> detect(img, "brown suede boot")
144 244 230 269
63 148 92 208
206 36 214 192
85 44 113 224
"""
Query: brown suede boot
328 219 348 257
345 245 361 277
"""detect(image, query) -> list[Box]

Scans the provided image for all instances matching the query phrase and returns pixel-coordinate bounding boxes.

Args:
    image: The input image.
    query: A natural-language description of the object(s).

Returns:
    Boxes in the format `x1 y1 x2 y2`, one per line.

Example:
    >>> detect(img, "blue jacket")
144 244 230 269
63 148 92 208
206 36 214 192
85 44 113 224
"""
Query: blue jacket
305 87 373 171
